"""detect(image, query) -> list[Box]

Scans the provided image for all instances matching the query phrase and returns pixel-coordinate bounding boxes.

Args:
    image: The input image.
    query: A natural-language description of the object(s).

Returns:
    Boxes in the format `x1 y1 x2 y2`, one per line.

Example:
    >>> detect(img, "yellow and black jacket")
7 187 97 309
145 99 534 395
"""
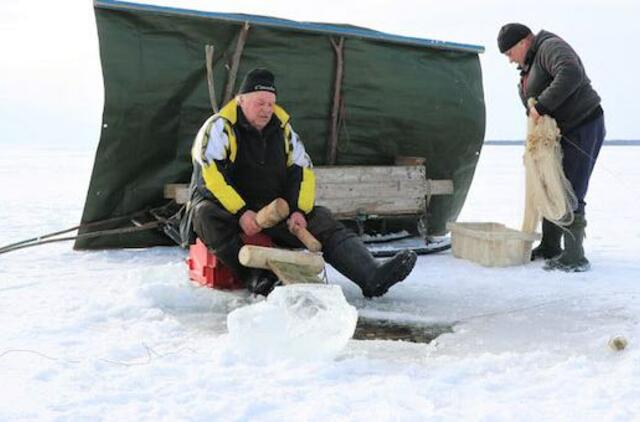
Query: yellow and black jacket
189 99 315 219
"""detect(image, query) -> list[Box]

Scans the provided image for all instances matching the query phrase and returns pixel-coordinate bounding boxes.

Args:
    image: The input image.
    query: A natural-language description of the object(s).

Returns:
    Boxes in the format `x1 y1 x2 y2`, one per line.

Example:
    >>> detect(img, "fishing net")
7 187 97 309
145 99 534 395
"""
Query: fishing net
522 99 577 233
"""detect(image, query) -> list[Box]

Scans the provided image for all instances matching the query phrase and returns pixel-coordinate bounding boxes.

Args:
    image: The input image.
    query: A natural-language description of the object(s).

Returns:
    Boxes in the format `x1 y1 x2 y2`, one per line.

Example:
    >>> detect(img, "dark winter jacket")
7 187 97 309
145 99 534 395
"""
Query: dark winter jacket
179 98 316 246
519 30 601 132
189 98 315 216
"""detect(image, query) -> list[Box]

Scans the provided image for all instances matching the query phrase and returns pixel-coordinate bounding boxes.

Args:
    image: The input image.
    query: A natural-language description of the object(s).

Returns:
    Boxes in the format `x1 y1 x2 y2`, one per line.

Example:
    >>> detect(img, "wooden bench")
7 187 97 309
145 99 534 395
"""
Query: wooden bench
165 165 453 220
313 165 452 218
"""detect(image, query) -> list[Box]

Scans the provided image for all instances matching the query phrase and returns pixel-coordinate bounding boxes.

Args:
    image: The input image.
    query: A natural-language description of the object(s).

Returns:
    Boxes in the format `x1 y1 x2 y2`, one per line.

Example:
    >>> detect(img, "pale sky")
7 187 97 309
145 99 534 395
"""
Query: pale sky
1 0 638 147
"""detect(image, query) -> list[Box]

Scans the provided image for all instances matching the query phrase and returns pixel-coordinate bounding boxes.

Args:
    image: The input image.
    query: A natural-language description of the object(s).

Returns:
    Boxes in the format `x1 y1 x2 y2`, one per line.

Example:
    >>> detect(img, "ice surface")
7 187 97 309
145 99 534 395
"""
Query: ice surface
2 145 640 420
226 284 358 362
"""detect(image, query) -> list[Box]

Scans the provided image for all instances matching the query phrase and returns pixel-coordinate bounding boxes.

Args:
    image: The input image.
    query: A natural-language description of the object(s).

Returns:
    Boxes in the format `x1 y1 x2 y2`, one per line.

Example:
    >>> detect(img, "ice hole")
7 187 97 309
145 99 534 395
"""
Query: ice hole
354 318 454 344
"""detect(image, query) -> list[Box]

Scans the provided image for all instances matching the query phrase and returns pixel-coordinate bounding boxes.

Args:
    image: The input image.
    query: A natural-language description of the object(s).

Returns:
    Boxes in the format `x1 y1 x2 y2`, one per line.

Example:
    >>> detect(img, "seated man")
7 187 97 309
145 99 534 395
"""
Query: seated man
185 68 417 296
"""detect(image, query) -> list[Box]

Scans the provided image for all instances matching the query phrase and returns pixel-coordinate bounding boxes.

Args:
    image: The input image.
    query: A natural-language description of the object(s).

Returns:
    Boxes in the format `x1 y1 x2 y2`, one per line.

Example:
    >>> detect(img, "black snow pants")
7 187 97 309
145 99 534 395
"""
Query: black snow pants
192 200 357 272
561 111 605 214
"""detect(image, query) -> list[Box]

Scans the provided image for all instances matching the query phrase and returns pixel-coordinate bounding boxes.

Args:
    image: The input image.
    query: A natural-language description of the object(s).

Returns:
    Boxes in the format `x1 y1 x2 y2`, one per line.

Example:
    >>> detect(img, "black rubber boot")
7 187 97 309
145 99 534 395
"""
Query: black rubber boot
531 219 563 261
244 269 280 296
213 235 278 295
324 236 417 298
544 213 590 272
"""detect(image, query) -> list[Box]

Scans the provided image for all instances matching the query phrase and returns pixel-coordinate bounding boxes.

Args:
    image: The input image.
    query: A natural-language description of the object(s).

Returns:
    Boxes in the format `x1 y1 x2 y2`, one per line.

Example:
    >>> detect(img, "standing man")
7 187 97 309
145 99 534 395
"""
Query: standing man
498 24 605 272
184 68 417 295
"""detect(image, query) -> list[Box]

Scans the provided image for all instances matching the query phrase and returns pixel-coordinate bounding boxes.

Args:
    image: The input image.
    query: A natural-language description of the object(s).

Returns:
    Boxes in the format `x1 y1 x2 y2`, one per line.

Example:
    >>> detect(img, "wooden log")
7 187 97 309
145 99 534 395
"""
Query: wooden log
239 245 325 273
255 198 289 228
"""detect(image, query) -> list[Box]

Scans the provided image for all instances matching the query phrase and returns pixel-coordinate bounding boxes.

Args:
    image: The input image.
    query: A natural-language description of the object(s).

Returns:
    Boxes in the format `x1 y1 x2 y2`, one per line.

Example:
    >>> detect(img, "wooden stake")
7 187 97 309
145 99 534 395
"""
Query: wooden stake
223 22 250 105
205 44 218 113
327 36 345 165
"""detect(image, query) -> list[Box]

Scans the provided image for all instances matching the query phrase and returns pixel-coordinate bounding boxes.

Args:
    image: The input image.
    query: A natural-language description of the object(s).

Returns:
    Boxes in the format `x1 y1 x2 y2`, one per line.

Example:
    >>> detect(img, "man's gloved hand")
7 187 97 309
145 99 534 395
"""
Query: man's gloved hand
287 211 307 232
239 210 261 236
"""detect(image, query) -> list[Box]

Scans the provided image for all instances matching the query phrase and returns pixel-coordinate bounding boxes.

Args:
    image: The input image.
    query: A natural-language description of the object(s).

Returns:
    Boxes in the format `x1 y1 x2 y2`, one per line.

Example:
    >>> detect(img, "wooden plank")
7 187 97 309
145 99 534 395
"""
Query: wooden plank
316 181 427 199
395 156 426 166
317 198 425 216
164 184 189 204
425 179 454 195
314 165 426 183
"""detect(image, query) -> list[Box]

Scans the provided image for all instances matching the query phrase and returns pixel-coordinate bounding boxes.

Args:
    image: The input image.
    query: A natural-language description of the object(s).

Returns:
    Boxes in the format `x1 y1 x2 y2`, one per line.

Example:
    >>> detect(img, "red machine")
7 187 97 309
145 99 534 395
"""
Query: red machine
186 234 273 290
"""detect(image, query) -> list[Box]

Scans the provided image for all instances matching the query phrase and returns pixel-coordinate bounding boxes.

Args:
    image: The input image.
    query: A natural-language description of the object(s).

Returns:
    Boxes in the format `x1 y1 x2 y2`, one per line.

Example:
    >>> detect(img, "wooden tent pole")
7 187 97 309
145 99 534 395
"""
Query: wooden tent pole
204 45 218 113
327 36 345 165
223 22 251 105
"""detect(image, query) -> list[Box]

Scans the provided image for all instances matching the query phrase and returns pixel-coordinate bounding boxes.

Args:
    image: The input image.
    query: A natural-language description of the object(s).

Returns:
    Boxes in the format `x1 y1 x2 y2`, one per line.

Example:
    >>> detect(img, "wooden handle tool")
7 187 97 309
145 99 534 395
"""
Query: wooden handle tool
289 224 322 253
255 198 289 228
254 198 322 252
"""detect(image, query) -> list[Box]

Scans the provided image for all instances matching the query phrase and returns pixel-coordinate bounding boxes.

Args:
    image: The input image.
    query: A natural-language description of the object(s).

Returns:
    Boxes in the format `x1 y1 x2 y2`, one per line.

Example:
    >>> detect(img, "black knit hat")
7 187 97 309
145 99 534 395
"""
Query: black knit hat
497 23 532 53
238 68 277 95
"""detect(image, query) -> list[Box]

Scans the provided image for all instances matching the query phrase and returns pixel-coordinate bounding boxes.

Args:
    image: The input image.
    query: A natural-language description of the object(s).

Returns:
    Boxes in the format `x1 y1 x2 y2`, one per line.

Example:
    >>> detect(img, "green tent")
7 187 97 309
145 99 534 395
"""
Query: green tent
76 0 486 249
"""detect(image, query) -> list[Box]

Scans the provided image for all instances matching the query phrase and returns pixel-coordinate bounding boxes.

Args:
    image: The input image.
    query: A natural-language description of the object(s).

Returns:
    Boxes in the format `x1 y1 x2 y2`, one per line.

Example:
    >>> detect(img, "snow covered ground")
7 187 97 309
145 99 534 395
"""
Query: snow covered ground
1 144 639 420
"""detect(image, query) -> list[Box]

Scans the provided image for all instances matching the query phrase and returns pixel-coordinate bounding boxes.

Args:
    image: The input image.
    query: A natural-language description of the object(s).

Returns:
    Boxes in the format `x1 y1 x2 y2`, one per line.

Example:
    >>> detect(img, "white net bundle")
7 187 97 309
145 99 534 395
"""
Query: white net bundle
522 99 577 233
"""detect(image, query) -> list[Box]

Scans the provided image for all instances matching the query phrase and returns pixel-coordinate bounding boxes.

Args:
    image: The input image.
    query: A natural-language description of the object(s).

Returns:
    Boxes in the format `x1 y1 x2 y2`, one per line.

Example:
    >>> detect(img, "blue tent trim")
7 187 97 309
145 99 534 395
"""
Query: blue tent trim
94 0 485 54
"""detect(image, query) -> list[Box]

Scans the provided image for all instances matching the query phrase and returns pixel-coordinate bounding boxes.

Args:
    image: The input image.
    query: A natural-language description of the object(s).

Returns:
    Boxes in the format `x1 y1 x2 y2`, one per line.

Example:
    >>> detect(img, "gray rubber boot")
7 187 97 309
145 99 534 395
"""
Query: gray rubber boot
544 213 590 272
531 218 563 261
324 236 417 298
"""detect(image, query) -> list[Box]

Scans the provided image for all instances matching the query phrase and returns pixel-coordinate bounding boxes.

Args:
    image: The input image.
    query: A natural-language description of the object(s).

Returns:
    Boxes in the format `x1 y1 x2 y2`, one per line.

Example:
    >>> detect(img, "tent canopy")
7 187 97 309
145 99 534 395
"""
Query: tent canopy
76 0 486 249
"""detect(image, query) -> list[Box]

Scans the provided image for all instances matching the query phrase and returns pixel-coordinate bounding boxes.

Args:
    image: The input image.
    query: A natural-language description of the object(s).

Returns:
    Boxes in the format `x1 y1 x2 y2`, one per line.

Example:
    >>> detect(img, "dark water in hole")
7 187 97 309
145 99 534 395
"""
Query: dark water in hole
353 318 454 344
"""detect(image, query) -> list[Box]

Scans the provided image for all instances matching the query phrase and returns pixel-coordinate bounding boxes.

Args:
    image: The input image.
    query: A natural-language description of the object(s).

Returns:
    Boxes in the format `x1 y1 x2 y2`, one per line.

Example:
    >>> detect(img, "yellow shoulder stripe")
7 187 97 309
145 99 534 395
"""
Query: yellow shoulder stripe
273 104 290 127
298 167 316 213
218 98 239 124
202 161 246 214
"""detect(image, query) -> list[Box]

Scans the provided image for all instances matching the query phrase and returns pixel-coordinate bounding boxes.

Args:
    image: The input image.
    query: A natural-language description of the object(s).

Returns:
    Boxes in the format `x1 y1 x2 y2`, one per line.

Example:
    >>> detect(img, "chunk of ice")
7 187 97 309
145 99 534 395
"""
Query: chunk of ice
226 284 358 362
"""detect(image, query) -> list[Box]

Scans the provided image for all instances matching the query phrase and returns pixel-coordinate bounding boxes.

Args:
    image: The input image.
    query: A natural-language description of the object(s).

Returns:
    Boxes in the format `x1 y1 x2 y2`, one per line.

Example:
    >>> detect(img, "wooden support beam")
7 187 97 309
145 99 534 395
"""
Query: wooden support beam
426 179 454 196
223 22 250 105
327 36 345 165
205 44 218 113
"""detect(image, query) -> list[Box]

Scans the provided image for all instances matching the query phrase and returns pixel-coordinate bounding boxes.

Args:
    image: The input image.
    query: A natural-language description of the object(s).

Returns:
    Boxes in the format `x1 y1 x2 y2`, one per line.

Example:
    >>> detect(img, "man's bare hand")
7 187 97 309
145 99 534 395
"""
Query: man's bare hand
239 210 261 236
529 105 541 123
287 211 307 232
